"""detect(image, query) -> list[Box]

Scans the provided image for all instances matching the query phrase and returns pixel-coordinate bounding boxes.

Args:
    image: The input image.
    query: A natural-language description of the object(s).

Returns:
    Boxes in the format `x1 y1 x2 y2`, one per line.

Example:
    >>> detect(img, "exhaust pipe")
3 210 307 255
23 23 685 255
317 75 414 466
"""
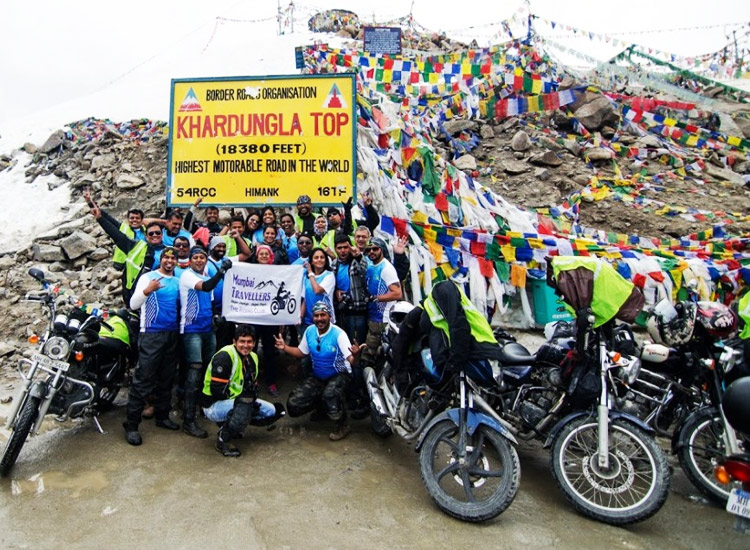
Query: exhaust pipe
363 367 388 417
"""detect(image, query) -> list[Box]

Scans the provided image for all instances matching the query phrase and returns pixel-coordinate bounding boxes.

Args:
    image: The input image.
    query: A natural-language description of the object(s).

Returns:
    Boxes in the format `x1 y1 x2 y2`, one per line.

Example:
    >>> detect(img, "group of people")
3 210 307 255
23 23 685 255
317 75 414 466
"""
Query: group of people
84 190 409 456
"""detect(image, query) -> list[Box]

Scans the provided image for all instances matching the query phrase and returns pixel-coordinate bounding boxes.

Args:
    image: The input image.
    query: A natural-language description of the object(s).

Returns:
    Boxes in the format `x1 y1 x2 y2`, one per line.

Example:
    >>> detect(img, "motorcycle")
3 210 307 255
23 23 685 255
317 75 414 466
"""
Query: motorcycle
364 301 521 522
715 376 750 533
270 288 296 316
610 298 748 503
0 268 133 476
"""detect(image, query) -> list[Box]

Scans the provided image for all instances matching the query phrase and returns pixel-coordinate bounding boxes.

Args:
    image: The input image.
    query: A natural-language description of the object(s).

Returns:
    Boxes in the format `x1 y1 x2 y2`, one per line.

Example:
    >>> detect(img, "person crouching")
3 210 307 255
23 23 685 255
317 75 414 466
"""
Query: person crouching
201 324 285 457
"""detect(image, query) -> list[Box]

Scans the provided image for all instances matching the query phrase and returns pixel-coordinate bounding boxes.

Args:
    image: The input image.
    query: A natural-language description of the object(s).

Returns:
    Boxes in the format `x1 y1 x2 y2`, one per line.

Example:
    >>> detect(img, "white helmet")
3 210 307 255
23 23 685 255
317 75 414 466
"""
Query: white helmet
386 301 416 334
645 300 696 347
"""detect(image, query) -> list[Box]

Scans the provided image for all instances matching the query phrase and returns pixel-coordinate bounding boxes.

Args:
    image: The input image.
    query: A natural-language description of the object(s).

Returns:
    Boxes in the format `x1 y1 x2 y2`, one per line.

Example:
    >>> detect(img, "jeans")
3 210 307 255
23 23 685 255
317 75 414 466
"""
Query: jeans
182 331 216 366
203 398 276 423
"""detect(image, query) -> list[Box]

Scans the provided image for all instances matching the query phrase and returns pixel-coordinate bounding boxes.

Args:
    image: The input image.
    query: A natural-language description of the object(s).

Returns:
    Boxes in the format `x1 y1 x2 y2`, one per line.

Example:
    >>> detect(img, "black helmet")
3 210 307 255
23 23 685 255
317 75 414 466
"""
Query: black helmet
722 376 750 436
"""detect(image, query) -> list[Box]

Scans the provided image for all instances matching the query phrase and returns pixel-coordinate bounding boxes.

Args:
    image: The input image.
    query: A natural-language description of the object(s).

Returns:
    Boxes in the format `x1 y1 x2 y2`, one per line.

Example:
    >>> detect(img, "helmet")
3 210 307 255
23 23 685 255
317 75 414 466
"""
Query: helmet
645 300 696 347
695 301 737 339
386 301 416 335
721 376 750 437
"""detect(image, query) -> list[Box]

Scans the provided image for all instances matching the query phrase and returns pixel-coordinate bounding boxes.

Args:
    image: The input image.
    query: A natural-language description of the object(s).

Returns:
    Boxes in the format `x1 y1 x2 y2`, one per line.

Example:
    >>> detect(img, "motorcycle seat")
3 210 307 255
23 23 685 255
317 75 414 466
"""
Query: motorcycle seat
499 342 536 366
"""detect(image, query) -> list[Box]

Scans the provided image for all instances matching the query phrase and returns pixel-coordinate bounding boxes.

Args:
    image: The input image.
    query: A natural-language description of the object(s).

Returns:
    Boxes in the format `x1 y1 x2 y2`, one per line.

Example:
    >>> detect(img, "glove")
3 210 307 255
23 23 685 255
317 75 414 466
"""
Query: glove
342 197 353 211
368 295 379 303
220 258 233 273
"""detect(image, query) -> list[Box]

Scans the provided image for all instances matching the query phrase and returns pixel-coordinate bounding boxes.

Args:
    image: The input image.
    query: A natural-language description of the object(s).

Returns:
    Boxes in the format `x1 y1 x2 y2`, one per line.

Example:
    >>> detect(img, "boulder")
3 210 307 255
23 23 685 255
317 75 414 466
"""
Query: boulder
585 148 615 161
511 130 531 152
115 173 146 189
38 130 66 154
480 124 495 139
90 153 116 171
528 151 563 167
705 164 745 186
443 119 477 135
58 231 97 260
88 247 111 261
500 159 529 174
453 154 477 171
32 243 66 262
573 96 619 132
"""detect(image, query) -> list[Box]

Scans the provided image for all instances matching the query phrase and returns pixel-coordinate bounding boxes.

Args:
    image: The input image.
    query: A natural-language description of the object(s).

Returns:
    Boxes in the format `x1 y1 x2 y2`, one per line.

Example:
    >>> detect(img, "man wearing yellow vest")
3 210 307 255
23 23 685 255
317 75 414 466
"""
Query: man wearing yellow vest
201 325 285 457
391 279 499 374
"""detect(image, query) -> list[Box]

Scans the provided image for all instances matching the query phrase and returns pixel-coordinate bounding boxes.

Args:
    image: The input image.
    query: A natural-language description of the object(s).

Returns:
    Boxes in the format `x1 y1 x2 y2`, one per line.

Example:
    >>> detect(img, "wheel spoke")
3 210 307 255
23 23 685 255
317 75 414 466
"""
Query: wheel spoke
435 461 461 482
459 468 477 502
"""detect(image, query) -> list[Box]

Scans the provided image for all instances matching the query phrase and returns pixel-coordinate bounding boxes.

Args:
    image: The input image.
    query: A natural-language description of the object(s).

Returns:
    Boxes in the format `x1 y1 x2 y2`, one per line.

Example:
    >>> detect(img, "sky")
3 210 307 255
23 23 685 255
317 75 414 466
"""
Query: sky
0 0 749 251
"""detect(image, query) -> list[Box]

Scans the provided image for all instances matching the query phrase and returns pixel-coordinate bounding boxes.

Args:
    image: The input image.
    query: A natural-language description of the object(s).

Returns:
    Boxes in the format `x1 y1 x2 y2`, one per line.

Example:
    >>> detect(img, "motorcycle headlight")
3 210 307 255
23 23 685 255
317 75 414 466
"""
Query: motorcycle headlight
42 336 71 360
617 356 642 385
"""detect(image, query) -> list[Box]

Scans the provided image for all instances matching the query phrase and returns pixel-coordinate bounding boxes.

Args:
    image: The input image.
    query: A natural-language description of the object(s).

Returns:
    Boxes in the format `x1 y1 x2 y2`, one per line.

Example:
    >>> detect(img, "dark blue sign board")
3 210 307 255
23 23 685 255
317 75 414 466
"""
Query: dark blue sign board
363 26 402 55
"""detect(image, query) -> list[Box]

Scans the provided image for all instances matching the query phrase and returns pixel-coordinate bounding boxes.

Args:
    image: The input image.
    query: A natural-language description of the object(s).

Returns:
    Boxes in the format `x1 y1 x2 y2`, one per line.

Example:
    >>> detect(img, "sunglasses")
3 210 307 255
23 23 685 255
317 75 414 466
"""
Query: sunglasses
147 231 162 236
174 242 189 248
365 246 378 252
316 336 322 352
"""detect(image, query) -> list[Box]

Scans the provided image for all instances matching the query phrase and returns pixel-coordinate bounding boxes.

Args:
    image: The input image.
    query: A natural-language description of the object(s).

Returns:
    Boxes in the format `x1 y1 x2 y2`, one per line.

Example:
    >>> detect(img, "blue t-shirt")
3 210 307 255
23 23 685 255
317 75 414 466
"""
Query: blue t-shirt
303 271 335 325
301 324 351 380
179 269 214 333
282 233 299 263
163 228 192 247
335 261 351 293
134 271 180 332
365 260 399 323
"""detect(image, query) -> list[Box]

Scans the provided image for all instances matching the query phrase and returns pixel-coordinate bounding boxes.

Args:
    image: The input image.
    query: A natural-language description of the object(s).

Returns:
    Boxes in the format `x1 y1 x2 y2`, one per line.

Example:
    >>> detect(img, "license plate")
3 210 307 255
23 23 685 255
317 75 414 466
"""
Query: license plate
31 353 69 372
726 488 750 519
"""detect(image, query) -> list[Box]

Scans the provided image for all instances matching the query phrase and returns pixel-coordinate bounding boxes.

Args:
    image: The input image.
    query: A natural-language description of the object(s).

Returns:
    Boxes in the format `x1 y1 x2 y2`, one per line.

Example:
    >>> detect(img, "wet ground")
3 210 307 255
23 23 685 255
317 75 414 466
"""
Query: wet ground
0 382 748 550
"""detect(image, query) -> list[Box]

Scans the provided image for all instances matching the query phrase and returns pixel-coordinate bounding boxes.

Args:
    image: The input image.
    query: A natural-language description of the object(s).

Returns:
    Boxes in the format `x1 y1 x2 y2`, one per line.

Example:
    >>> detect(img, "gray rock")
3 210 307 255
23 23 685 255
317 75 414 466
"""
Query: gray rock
88 247 111 261
500 160 529 174
705 163 745 185
453 154 477 171
511 131 531 152
0 255 16 269
23 143 38 154
634 135 662 148
443 119 477 135
32 243 66 262
513 151 526 160
39 130 65 154
733 116 750 139
584 148 614 161
0 342 15 357
480 124 495 139
90 153 116 171
528 151 563 167
573 96 619 131
48 262 67 272
562 139 581 156
115 173 146 189
58 230 97 260
534 168 550 181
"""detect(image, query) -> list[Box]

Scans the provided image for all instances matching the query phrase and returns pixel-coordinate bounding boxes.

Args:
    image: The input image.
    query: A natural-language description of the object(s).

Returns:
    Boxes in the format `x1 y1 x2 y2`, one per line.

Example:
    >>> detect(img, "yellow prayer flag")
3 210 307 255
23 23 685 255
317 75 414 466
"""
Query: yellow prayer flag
501 245 516 262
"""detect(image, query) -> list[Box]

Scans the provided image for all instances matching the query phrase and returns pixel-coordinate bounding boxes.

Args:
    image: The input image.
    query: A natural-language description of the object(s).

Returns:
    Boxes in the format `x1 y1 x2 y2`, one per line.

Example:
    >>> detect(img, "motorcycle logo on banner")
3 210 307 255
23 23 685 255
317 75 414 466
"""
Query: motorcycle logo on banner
221 263 304 325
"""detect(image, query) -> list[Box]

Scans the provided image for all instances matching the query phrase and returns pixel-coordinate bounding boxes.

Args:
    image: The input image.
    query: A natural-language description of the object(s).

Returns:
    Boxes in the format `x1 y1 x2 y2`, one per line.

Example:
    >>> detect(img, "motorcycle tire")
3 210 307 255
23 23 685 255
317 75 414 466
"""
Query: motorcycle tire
550 417 670 525
369 404 391 438
0 395 41 477
418 419 520 522
676 407 731 504
287 298 296 314
270 300 280 315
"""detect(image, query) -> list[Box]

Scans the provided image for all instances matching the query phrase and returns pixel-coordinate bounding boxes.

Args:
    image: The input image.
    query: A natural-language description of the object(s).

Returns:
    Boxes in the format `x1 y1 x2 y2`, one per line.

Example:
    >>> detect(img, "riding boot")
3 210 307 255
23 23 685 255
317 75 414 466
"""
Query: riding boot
182 367 208 438
225 397 254 438
215 426 241 457
329 412 351 441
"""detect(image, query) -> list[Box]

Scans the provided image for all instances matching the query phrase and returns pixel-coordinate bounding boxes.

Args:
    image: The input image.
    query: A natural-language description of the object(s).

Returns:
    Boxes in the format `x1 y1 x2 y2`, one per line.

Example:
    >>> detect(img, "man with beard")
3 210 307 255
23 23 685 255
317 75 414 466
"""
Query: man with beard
361 237 402 372
294 194 316 236
123 247 181 446
179 246 232 439
184 197 223 238
275 302 364 441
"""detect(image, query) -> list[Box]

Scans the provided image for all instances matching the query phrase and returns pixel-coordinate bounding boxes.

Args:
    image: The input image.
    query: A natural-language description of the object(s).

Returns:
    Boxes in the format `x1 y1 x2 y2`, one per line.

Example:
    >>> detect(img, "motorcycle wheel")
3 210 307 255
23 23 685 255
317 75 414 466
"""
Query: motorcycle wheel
550 417 670 525
270 300 280 315
0 396 41 477
418 419 520 522
287 298 296 314
369 404 391 438
676 407 731 504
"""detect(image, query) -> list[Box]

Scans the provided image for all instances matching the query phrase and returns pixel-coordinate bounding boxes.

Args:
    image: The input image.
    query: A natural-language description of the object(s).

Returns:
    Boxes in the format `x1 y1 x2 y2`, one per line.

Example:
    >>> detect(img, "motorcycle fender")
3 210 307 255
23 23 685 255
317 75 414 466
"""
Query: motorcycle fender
671 406 714 453
415 408 516 452
543 410 655 448
29 380 48 399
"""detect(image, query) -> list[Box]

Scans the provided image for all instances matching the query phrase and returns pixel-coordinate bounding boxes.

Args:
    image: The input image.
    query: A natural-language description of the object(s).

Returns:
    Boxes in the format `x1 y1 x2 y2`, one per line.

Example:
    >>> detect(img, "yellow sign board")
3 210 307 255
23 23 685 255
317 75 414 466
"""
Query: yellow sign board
167 74 356 206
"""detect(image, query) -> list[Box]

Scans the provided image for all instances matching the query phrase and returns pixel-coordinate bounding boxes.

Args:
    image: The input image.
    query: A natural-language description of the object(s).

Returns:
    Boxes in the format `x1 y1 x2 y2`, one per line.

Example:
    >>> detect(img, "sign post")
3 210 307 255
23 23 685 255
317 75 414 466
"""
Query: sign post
168 73 356 207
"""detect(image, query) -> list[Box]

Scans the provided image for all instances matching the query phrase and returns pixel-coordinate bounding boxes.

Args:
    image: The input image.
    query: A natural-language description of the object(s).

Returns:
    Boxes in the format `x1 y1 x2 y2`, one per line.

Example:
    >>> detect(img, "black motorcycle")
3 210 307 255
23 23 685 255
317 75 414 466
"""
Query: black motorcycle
0 268 133 476
364 301 521 522
610 299 748 503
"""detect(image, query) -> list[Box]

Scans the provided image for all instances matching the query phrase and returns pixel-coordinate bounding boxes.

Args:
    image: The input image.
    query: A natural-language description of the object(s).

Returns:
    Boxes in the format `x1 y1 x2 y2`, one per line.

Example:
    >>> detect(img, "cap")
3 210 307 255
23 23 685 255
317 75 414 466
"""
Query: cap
297 195 312 205
208 236 225 252
312 301 332 315
189 246 208 258
326 207 341 217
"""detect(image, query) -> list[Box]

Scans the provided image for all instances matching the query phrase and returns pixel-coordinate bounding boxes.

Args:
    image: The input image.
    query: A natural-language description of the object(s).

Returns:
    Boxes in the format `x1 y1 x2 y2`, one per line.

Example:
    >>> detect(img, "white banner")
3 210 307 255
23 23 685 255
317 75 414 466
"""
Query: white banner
222 263 304 326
